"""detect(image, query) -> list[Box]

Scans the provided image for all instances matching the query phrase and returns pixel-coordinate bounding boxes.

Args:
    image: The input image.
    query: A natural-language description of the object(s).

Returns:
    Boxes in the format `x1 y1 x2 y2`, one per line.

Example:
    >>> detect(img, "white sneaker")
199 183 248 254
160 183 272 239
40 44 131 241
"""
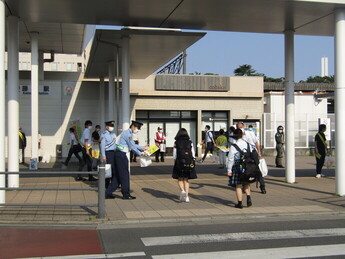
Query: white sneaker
179 191 186 201
185 196 190 203
320 173 326 177
316 174 321 178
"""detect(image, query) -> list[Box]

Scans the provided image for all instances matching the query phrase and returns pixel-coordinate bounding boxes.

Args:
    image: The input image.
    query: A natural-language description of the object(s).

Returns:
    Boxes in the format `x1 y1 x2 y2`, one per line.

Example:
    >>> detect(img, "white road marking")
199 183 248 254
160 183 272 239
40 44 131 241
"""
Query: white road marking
152 244 345 259
142 228 345 246
22 251 146 259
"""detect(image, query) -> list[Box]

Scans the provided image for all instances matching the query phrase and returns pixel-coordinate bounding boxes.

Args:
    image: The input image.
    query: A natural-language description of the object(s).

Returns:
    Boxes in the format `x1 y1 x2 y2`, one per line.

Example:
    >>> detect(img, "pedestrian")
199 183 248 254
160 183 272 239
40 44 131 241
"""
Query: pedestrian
78 120 97 181
216 129 228 169
92 125 101 170
63 128 83 168
155 126 166 162
227 128 253 209
199 125 215 163
236 122 266 194
228 126 236 145
172 128 197 203
275 125 285 168
130 131 139 162
105 120 148 200
100 121 117 197
315 124 328 178
19 127 27 164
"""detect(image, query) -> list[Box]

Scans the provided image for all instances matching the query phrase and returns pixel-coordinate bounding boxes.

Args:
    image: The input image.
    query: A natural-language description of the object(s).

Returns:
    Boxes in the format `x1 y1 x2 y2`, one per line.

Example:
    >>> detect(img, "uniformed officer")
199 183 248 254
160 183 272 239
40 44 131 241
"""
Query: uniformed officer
275 125 285 168
100 120 117 199
110 120 148 200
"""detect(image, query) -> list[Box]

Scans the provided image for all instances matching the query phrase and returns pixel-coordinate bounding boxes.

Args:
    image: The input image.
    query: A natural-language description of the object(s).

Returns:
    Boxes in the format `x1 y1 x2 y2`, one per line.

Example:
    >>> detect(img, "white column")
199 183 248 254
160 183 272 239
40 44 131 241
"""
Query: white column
99 77 105 125
284 30 295 184
7 16 19 187
116 48 120 133
108 61 115 120
121 36 130 130
335 9 345 196
0 0 6 203
31 32 39 164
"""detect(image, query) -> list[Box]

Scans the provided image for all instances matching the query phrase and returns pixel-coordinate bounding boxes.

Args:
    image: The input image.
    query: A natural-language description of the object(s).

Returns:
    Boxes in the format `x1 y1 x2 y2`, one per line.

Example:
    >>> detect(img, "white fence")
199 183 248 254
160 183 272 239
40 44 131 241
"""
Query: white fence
263 113 335 149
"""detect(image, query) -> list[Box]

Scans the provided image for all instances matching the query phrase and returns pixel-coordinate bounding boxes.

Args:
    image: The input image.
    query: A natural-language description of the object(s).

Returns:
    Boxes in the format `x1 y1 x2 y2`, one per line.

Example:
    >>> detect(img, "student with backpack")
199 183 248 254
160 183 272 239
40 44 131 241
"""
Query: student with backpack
227 129 260 209
172 128 197 203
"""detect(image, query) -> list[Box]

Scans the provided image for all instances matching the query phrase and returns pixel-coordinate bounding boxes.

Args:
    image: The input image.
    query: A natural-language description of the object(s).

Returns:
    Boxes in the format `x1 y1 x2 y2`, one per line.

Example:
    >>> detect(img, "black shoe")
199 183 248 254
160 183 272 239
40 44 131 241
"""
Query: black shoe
235 203 243 209
105 194 116 199
276 165 284 168
75 176 83 181
122 195 136 200
261 189 267 194
247 198 252 207
87 176 97 181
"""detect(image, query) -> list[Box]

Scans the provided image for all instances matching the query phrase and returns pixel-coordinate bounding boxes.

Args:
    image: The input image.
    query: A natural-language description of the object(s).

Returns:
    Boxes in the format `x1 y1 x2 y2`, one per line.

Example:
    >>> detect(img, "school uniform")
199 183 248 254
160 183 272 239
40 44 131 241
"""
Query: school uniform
202 130 214 161
79 127 95 181
64 132 83 166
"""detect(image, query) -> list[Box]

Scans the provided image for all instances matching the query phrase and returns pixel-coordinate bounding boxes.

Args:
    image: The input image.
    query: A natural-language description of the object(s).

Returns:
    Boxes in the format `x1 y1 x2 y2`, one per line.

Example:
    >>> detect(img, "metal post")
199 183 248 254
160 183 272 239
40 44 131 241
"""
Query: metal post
121 36 130 130
108 61 115 120
284 30 295 184
183 50 187 74
335 8 345 196
99 77 105 125
116 47 120 133
31 32 39 166
0 0 5 204
98 164 105 218
7 16 19 187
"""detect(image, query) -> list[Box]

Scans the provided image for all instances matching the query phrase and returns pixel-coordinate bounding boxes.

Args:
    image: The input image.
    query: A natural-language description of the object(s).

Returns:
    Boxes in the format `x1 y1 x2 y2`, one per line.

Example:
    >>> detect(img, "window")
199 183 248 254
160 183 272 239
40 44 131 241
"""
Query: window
66 62 73 71
51 62 58 71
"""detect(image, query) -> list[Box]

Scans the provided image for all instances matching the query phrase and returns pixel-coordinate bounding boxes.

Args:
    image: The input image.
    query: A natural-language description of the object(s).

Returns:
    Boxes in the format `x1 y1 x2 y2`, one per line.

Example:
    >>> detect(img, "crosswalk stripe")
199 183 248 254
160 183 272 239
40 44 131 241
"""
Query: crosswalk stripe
21 252 146 259
151 244 345 259
142 228 345 246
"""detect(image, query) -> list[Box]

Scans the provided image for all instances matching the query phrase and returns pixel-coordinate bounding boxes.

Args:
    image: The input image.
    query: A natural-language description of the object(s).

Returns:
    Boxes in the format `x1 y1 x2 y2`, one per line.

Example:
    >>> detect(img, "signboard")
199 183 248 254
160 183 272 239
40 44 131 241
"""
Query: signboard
19 85 50 95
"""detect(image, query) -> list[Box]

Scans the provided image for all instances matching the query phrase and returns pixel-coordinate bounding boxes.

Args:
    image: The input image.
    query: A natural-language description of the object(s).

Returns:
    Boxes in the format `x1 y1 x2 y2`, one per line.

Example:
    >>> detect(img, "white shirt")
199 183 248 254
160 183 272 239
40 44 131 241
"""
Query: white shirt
243 130 258 147
226 138 254 173
173 142 195 160
69 133 78 146
205 131 213 143
80 128 93 146
228 133 236 144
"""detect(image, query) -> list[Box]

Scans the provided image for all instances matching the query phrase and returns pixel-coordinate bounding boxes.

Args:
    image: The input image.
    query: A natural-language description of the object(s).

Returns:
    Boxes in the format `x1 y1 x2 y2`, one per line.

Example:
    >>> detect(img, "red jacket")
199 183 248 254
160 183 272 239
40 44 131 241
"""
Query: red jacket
155 132 166 146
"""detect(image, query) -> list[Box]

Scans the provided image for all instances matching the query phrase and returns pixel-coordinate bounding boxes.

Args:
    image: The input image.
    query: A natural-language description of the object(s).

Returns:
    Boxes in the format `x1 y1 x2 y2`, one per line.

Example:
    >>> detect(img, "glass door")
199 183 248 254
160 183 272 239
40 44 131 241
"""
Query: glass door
165 122 180 147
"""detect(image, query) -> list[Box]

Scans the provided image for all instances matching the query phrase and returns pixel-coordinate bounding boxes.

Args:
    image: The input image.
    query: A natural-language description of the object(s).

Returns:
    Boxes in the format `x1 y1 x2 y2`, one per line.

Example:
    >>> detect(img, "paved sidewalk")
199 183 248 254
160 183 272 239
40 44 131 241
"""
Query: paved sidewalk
0 156 344 224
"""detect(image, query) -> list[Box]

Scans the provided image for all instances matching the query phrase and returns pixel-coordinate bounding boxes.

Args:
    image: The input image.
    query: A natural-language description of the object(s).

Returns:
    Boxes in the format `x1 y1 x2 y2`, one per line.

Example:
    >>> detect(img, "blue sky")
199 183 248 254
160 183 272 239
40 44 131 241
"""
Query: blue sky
185 31 334 82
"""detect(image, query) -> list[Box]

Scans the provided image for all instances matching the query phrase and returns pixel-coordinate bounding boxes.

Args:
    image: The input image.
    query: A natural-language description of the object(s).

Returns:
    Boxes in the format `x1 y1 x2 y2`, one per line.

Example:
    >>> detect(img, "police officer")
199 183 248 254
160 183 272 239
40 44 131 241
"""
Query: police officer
275 125 285 168
108 120 148 200
101 121 117 199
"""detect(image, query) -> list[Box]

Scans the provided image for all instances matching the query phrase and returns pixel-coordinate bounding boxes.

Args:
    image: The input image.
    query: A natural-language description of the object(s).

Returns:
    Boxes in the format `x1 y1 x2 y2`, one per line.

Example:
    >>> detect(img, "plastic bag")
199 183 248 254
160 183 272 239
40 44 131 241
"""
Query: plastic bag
325 156 335 168
140 156 152 167
259 158 268 177
105 164 112 178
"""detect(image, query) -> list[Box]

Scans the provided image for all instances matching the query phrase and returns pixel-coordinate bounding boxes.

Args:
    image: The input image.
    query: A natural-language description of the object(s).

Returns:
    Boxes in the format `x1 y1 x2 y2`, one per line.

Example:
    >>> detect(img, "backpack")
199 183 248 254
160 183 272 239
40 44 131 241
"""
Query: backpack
175 139 195 172
233 142 260 183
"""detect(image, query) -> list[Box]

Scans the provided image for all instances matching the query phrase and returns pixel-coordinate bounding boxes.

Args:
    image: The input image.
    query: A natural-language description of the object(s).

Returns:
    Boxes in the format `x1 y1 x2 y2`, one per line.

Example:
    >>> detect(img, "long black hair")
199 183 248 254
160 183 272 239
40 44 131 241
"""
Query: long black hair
175 128 190 140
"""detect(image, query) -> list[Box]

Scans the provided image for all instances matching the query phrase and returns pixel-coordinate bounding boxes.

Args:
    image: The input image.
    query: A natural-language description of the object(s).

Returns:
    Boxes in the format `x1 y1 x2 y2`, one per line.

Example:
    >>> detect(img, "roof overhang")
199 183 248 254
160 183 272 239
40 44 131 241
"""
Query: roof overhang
6 0 345 36
85 29 206 79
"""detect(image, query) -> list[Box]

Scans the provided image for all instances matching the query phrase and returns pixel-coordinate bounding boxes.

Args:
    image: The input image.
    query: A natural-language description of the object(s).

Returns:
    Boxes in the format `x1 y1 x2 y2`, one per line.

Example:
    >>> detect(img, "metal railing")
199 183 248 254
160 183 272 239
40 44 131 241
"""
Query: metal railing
0 166 106 219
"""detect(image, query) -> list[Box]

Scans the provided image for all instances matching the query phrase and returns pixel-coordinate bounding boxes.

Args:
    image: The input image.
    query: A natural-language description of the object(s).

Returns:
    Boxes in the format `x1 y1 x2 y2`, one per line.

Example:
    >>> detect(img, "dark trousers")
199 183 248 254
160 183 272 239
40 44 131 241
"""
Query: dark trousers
155 150 165 162
79 147 94 179
105 151 116 190
130 140 139 162
275 145 284 166
106 151 130 197
202 142 214 161
64 145 83 166
316 153 326 174
258 174 265 190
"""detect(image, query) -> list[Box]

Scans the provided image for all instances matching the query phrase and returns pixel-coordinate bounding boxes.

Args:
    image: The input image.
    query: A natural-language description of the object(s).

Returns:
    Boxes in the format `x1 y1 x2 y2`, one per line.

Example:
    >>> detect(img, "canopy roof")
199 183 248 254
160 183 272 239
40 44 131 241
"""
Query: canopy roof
6 0 344 36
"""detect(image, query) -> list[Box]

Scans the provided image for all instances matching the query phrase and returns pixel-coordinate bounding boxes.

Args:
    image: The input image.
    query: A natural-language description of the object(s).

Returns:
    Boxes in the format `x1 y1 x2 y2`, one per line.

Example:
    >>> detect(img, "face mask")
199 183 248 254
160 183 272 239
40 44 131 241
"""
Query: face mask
279 130 283 133
108 127 114 132
159 130 162 133
241 128 245 133
88 126 92 130
133 129 140 134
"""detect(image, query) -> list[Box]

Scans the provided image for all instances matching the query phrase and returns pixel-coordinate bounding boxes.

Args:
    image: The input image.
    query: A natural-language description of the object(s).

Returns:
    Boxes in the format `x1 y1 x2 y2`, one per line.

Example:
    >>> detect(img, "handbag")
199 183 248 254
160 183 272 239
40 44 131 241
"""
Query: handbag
104 164 112 178
159 143 166 152
140 156 152 167
259 158 268 177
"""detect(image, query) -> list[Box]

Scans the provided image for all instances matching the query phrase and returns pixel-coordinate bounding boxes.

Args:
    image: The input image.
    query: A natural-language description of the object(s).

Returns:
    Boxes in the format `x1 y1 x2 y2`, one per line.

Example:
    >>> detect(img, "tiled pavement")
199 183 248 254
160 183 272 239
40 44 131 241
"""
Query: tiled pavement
0 156 344 224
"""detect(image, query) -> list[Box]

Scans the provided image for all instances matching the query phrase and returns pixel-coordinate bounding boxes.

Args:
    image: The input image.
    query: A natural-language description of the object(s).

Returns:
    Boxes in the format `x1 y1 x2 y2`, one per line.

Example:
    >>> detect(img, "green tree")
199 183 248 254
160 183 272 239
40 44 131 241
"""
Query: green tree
234 64 257 76
303 75 334 83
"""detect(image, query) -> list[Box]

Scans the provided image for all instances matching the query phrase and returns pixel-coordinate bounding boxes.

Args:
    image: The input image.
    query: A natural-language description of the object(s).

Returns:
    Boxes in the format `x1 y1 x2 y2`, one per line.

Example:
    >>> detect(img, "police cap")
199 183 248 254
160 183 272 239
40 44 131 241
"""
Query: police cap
131 120 143 129
105 120 115 127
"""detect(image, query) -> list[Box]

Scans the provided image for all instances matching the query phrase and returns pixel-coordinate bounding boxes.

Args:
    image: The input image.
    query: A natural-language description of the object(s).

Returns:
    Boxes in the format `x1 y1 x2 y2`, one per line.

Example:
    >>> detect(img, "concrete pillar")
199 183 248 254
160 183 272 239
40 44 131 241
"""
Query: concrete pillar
335 9 345 196
108 61 115 120
116 47 120 133
7 16 19 187
183 50 187 74
31 32 39 164
99 77 105 125
284 30 295 184
0 0 5 203
121 36 130 130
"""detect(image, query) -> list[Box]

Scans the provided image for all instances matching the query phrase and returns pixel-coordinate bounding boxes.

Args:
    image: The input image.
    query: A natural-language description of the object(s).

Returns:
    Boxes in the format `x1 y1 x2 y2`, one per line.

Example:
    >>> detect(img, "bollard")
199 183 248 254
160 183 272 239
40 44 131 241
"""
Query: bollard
98 164 105 219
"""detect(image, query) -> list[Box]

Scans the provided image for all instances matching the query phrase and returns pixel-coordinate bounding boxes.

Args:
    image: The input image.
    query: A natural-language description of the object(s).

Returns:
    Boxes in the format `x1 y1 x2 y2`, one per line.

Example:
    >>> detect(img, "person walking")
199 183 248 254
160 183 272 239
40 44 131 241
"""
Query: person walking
172 128 197 203
275 125 285 168
236 122 266 194
315 124 328 178
199 125 215 163
63 127 83 168
78 120 97 181
92 125 101 170
216 129 228 169
106 120 148 200
155 126 166 162
19 127 27 164
100 120 117 198
227 128 253 209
